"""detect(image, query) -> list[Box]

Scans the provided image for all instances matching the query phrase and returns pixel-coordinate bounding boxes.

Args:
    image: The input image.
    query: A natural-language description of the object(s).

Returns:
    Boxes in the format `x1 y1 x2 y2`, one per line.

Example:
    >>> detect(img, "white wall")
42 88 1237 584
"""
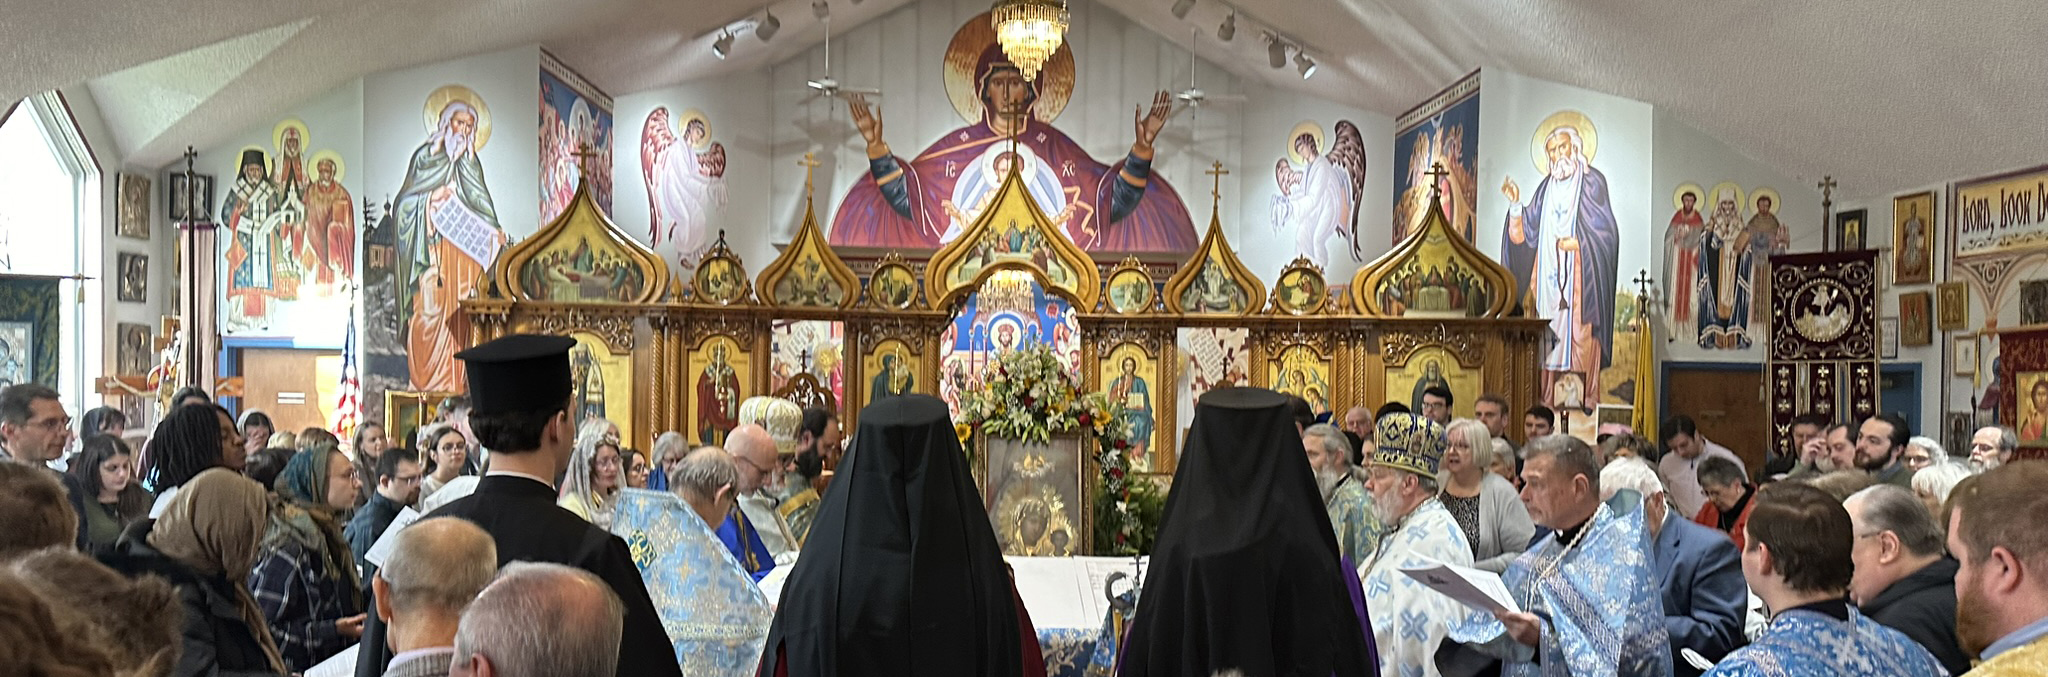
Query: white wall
613 70 775 278
364 46 541 242
1233 82 1392 283
187 79 364 346
1651 109 1822 365
1838 183 1971 441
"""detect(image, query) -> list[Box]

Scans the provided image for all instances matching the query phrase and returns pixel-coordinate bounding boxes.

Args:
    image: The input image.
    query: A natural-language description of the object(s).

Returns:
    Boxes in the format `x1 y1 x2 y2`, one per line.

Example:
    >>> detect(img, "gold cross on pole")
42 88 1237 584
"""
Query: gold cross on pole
1424 162 1449 197
797 152 822 194
1206 161 1229 203
572 143 600 176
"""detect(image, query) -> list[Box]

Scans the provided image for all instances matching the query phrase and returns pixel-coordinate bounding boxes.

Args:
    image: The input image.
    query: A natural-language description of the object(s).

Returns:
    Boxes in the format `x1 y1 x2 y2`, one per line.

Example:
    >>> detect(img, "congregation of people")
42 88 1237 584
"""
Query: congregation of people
3 343 2047 677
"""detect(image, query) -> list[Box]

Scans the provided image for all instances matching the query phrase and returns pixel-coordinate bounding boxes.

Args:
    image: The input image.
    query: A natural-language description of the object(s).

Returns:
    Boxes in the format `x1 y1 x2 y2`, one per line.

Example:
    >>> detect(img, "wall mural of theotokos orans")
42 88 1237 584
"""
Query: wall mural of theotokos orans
218 118 356 340
826 11 1197 258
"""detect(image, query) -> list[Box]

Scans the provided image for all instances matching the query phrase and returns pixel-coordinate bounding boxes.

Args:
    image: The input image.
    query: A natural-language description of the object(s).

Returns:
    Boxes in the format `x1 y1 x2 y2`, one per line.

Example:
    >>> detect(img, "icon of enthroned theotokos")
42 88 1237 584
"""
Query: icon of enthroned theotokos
827 12 1197 256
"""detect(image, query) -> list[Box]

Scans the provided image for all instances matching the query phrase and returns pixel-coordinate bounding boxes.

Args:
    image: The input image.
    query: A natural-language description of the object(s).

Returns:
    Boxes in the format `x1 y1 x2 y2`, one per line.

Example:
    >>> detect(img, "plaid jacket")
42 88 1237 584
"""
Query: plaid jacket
249 536 361 672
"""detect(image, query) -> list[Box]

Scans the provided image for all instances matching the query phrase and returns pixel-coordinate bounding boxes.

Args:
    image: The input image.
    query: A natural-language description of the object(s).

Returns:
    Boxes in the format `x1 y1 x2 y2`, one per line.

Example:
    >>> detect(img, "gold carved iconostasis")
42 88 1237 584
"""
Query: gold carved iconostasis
459 166 1542 556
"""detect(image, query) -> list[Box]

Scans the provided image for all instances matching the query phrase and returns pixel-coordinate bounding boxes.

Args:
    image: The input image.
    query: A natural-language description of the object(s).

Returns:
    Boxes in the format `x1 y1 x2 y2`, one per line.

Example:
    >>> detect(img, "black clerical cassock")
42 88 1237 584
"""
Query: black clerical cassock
758 394 1045 677
1117 387 1379 677
356 334 682 677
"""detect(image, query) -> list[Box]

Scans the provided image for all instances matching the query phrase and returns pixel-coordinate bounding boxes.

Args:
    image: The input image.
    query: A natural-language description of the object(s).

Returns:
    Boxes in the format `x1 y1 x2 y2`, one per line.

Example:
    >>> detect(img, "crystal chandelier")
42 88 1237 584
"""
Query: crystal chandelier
991 0 1069 82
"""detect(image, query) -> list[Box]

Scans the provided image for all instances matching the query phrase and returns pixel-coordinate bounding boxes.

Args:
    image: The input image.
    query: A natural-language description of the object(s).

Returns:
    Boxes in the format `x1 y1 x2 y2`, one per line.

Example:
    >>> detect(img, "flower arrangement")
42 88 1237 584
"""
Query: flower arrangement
956 344 1145 554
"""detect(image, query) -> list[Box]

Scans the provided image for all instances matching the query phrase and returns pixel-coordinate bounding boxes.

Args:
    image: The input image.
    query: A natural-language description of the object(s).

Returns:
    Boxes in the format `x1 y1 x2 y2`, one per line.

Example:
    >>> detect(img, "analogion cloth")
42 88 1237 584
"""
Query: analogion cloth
1359 498 1473 677
1701 606 1946 677
610 488 772 677
1451 502 1672 677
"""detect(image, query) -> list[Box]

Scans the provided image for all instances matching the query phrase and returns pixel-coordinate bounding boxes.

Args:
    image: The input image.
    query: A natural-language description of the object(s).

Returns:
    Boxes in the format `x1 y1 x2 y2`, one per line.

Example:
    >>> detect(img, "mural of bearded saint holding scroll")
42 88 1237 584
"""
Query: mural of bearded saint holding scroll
641 107 728 272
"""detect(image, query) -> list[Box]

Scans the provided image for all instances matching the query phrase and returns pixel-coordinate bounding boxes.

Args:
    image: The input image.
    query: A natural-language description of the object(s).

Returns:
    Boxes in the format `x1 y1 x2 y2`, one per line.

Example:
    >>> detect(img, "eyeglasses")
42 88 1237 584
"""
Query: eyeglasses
1903 455 1932 468
593 456 621 468
29 416 72 432
390 473 422 484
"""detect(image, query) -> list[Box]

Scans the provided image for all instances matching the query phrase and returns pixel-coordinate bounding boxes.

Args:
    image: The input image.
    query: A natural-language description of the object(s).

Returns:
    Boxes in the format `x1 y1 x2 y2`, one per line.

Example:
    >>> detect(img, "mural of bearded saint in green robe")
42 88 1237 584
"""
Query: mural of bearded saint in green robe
393 96 504 393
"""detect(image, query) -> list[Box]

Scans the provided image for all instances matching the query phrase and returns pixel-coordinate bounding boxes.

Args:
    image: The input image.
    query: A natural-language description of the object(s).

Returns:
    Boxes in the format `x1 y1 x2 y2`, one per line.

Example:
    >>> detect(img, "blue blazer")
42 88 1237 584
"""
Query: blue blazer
1654 512 1749 677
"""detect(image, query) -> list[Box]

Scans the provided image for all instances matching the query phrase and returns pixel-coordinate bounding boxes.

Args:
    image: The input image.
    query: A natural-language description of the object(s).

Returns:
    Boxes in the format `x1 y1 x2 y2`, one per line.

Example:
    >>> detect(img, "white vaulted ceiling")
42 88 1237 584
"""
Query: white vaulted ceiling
6 0 2046 196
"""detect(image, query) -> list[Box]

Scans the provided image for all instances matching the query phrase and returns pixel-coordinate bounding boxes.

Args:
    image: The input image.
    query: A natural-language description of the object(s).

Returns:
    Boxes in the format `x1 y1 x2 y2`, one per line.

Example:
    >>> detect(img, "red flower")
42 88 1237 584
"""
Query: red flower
1021 395 1035 407
1115 532 1127 544
1109 467 1125 480
1077 413 1093 426
1113 439 1129 450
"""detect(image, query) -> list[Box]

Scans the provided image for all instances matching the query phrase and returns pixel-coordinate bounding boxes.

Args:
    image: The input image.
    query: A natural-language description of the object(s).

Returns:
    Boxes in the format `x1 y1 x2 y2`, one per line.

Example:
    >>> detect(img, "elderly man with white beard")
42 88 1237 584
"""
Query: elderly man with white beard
1969 425 2016 472
1357 413 1472 677
1304 423 1379 566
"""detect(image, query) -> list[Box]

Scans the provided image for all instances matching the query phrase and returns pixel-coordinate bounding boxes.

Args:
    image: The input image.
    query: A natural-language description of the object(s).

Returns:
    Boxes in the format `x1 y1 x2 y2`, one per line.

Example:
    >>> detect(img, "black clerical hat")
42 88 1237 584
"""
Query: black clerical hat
455 334 575 415
239 149 266 172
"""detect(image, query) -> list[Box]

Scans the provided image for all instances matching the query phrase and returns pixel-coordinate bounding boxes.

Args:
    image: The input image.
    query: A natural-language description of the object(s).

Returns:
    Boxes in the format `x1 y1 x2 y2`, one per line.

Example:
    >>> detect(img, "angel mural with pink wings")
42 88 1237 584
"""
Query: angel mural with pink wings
1270 120 1367 267
641 107 728 271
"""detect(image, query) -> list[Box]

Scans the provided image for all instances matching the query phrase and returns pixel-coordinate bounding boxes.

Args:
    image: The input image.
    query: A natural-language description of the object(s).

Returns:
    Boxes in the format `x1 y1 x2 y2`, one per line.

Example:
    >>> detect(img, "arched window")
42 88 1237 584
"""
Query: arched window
0 92 103 414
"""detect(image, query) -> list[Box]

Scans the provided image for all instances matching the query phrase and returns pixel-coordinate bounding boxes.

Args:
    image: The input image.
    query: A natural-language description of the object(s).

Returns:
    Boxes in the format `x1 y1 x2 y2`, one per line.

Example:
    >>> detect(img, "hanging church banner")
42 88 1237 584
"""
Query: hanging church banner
218 117 357 342
1766 250 1878 461
824 11 1197 259
539 51 614 223
1393 70 1480 246
0 276 58 388
1996 326 2048 459
1954 164 2048 260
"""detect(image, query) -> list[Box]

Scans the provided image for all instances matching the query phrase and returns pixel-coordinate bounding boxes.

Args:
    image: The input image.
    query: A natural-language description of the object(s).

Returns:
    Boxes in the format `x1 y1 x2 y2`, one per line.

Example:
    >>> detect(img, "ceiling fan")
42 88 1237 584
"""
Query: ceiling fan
799 13 881 103
1170 28 1244 121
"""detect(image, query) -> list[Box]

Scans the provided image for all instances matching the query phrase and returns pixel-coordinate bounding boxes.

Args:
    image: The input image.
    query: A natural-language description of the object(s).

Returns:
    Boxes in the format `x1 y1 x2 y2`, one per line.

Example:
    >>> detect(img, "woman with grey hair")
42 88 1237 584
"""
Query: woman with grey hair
1901 436 1949 472
1440 417 1535 573
558 418 624 529
1909 459 1971 519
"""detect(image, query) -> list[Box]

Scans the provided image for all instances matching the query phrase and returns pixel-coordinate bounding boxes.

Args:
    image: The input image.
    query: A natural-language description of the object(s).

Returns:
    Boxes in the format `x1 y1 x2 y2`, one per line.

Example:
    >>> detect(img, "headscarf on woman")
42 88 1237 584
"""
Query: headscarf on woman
270 446 364 606
1116 387 1377 677
758 394 1041 677
147 468 288 674
559 418 621 529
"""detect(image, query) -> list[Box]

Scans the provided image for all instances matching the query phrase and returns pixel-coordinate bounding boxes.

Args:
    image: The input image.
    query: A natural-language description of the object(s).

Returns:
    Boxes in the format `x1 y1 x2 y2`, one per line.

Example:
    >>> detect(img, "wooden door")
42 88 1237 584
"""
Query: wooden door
238 348 343 437
1664 366 1769 471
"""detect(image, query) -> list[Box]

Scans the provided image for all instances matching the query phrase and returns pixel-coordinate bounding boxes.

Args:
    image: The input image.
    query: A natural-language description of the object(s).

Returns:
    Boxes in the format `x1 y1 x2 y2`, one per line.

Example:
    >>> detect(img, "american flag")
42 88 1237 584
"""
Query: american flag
332 314 360 441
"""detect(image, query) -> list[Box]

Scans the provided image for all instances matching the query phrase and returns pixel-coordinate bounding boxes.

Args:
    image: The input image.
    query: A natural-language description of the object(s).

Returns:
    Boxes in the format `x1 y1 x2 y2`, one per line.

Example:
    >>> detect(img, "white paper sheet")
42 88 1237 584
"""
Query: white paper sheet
362 507 422 569
1399 556 1521 615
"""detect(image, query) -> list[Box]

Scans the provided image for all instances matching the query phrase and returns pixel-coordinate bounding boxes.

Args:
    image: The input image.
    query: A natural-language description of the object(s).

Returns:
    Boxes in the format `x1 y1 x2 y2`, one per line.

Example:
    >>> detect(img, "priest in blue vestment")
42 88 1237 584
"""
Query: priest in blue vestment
1702 483 1946 677
715 423 778 582
1452 435 1672 677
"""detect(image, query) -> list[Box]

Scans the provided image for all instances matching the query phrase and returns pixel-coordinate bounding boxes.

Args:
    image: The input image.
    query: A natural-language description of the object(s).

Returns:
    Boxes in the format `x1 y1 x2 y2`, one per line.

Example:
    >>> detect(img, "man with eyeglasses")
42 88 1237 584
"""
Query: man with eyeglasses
347 449 425 575
1420 386 1454 425
0 383 74 468
717 424 781 582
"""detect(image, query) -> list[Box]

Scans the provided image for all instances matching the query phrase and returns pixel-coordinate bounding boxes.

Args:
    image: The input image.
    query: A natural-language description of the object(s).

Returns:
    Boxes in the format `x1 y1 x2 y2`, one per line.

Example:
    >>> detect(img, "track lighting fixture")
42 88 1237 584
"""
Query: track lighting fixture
1171 0 1196 20
1267 34 1287 69
1217 12 1235 41
756 9 781 41
1295 52 1317 79
712 31 735 58
813 0 829 19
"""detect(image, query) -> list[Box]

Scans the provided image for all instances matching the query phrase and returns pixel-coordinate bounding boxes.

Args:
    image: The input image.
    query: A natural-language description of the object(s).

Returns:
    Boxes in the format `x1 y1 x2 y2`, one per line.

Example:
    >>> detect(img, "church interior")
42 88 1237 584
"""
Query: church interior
6 0 2048 673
